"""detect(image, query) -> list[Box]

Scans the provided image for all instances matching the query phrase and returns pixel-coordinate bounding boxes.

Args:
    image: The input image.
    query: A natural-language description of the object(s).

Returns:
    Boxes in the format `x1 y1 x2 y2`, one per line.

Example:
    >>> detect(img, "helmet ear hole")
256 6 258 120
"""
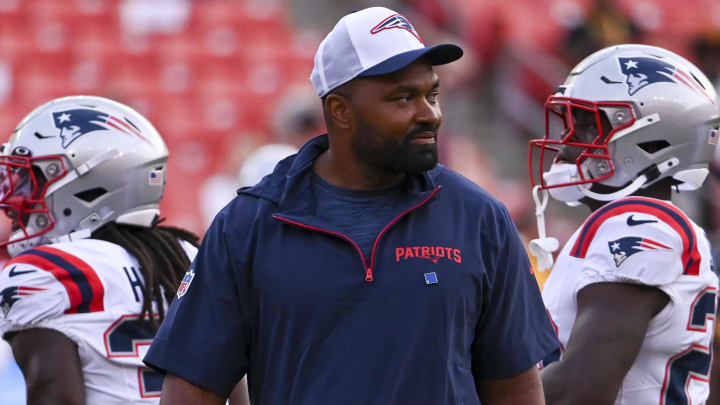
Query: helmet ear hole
637 140 671 154
74 187 107 203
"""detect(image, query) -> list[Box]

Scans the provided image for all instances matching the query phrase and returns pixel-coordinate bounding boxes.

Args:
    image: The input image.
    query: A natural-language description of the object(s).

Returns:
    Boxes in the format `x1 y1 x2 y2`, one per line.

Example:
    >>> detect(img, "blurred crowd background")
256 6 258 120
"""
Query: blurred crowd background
2 0 720 402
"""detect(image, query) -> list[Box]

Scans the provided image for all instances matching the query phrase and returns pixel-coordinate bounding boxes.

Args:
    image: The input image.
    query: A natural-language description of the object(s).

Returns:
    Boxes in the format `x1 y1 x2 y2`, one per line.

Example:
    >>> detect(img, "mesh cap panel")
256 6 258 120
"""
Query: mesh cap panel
311 23 363 97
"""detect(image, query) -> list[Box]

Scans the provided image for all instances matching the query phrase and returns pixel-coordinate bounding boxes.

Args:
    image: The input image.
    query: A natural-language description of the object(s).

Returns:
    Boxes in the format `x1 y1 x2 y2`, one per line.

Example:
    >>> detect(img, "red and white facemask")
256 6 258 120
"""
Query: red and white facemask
528 96 636 203
0 154 67 256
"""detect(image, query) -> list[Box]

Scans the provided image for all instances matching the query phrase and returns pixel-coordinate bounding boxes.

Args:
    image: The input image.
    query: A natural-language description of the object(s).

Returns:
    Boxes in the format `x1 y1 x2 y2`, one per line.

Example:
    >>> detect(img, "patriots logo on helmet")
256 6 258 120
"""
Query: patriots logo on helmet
608 236 671 267
618 57 710 99
52 109 150 149
0 285 46 318
53 109 112 148
370 14 422 43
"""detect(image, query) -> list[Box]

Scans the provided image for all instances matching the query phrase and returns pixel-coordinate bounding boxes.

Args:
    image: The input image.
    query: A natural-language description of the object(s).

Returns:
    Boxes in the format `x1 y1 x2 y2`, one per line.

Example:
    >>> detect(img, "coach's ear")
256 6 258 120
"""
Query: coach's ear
323 93 352 130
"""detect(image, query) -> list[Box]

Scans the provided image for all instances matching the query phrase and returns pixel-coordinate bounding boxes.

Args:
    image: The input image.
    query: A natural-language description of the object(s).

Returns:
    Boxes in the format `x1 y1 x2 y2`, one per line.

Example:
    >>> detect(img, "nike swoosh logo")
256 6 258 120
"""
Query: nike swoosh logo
8 266 36 277
34 132 56 139
601 76 622 84
626 215 658 226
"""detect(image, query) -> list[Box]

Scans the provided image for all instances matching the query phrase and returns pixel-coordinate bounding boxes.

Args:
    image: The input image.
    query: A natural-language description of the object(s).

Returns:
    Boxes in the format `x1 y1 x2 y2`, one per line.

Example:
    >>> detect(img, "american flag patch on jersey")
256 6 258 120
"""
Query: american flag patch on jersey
149 169 164 185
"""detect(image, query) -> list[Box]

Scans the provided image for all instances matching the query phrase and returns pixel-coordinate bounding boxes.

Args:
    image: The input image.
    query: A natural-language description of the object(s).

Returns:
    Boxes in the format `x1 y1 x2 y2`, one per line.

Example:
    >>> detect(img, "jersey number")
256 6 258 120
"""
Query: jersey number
103 314 164 398
660 288 717 405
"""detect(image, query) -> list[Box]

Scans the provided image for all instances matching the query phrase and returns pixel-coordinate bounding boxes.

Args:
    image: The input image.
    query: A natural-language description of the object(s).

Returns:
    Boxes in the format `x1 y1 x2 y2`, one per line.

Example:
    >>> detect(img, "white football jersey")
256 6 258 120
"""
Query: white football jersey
542 196 718 405
0 238 197 405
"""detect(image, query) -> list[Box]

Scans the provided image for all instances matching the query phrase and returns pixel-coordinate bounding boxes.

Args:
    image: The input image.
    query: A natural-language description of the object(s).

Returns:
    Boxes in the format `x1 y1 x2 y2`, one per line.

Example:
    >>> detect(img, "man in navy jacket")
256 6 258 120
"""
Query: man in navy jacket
145 6 559 404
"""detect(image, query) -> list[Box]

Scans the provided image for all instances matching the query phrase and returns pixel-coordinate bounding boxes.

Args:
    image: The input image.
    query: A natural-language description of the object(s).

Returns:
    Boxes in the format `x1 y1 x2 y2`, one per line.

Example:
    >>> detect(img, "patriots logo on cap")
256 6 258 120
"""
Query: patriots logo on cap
176 268 195 299
618 57 712 101
370 14 422 43
608 236 671 267
1 285 46 318
52 109 149 149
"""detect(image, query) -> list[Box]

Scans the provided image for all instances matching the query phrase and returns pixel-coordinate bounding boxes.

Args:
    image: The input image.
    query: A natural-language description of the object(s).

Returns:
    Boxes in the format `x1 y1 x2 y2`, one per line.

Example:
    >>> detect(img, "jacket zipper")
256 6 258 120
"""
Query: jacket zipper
272 186 442 283
272 215 372 280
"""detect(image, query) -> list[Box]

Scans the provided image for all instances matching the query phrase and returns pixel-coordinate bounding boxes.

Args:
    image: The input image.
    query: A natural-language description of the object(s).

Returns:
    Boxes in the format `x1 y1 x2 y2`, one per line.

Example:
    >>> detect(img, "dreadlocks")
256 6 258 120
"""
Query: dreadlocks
92 222 199 330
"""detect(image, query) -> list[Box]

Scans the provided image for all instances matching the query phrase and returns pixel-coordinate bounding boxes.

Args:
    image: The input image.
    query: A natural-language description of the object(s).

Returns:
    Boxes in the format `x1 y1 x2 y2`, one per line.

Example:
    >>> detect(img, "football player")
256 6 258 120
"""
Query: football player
0 96 201 404
528 44 720 404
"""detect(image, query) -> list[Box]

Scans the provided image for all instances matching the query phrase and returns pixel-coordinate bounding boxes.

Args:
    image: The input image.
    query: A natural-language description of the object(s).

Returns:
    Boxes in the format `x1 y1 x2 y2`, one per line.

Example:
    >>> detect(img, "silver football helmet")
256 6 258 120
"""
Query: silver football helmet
0 95 168 256
529 44 720 204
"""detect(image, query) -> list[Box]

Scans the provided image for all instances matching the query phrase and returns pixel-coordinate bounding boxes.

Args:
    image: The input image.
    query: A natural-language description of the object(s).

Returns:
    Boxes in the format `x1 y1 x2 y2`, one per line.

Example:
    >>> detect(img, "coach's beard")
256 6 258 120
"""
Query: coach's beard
353 123 439 174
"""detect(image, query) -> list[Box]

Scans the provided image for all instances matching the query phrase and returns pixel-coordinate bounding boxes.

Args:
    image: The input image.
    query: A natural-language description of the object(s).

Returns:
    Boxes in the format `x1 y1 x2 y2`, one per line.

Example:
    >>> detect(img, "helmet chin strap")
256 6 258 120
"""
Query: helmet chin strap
6 228 93 257
6 233 42 258
529 185 559 272
528 157 679 271
49 228 92 244
579 157 679 201
579 173 648 201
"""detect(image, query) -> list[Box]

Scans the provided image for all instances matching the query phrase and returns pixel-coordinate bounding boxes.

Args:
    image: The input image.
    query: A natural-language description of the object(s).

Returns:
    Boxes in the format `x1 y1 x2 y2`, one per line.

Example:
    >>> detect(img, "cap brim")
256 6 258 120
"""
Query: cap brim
358 43 463 77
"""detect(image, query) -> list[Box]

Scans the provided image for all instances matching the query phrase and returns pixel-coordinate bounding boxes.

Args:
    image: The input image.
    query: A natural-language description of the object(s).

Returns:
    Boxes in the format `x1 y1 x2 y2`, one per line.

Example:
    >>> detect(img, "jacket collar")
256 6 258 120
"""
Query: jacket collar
239 134 442 218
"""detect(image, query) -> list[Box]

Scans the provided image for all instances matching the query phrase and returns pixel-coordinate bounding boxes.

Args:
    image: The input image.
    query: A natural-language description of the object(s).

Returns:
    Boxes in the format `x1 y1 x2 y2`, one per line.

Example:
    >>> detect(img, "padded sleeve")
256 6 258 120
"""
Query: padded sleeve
0 261 70 338
576 212 686 291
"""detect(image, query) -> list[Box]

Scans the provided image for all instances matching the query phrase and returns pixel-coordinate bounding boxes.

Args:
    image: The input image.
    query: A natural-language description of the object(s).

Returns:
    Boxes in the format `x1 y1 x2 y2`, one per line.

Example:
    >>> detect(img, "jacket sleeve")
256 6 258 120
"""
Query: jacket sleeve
471 204 560 379
144 207 253 398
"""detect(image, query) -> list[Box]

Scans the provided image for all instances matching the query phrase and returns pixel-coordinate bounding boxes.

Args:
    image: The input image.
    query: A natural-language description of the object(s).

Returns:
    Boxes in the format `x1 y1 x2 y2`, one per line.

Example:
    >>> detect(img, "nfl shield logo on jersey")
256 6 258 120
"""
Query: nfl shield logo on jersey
177 268 195 299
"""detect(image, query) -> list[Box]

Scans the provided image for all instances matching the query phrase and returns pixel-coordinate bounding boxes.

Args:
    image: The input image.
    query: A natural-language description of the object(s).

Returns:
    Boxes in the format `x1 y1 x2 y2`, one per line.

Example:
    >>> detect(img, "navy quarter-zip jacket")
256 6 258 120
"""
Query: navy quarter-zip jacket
145 135 559 404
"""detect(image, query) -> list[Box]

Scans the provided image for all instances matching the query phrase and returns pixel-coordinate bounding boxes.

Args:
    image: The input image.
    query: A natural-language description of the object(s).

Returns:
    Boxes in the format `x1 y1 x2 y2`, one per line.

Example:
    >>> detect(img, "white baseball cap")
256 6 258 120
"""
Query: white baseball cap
310 7 463 97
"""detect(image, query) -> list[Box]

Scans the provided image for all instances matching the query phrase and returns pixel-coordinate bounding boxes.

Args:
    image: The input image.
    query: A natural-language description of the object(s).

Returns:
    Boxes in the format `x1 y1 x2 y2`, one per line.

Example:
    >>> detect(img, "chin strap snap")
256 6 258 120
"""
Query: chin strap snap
579 157 679 202
529 185 559 272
